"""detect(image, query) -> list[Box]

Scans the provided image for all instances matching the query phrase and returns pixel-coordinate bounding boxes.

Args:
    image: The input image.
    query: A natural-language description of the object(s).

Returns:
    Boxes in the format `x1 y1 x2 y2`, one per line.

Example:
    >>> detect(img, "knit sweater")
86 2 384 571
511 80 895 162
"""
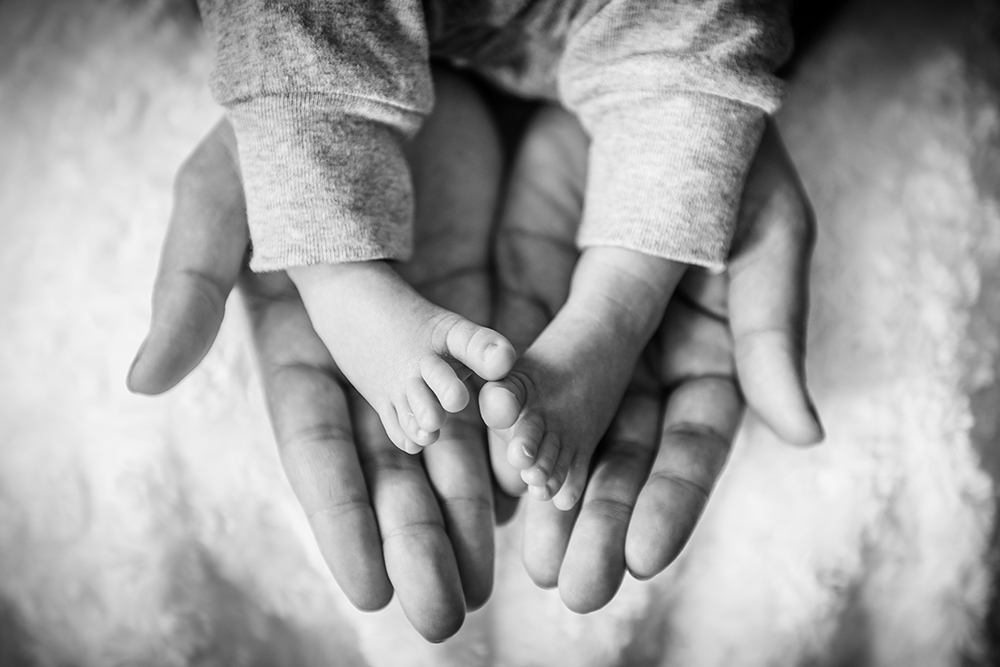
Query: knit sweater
197 0 791 272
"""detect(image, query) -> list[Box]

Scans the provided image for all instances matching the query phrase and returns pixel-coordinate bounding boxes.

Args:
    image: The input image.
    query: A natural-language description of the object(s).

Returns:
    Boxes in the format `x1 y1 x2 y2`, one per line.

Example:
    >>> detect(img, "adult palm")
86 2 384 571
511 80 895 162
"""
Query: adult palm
127 71 502 641
127 71 820 635
490 106 820 612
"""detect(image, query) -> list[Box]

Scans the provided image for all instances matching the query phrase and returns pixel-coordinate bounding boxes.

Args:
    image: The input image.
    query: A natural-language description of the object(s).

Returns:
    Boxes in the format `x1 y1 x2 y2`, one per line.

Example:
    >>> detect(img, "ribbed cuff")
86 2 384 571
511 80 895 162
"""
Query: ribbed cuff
577 94 766 271
227 95 420 272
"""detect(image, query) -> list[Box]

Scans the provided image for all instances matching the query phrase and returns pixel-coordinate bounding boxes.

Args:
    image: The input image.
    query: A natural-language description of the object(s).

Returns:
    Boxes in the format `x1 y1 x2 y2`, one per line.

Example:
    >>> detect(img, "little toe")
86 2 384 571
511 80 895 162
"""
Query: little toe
490 434 529 499
420 356 470 413
395 397 438 448
552 471 585 512
440 316 516 381
480 379 524 431
406 377 446 433
519 432 560 486
543 443 577 507
375 399 410 453
399 437 423 455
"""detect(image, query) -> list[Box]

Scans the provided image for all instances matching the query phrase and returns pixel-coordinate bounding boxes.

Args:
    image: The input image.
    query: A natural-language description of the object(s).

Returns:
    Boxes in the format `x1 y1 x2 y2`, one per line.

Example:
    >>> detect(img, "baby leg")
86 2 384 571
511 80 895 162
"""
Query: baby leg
290 261 516 453
480 246 685 509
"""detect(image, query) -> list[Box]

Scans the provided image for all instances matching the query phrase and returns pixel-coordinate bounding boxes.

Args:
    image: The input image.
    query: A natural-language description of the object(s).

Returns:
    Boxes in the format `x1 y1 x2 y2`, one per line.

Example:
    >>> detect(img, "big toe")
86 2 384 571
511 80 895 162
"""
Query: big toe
439 315 516 381
476 335 517 381
479 380 522 430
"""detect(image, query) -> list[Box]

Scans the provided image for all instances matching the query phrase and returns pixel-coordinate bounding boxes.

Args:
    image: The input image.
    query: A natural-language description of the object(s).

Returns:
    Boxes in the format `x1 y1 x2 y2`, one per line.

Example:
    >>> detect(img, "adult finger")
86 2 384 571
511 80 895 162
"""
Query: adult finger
612 277 738 579
554 380 661 612
353 395 467 642
625 376 741 579
241 269 394 612
127 120 248 394
421 403 496 610
728 121 823 445
400 67 500 612
521 495 578 589
493 482 521 525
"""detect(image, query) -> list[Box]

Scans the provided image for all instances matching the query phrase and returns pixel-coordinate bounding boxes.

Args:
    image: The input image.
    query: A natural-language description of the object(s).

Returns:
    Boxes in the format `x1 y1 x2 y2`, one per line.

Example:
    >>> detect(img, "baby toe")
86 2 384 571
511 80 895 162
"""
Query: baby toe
477 335 517 381
543 442 576 506
480 379 523 431
521 468 548 488
395 396 438 448
375 399 410 452
552 474 584 512
420 355 470 413
406 377 446 432
489 430 528 496
528 484 552 502
440 316 515 382
520 432 560 486
506 413 545 470
399 437 424 455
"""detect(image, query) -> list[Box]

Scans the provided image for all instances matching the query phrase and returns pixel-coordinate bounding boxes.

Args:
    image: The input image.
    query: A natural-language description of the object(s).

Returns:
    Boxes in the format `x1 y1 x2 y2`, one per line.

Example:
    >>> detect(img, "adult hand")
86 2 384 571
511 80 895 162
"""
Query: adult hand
127 70 503 641
491 106 821 612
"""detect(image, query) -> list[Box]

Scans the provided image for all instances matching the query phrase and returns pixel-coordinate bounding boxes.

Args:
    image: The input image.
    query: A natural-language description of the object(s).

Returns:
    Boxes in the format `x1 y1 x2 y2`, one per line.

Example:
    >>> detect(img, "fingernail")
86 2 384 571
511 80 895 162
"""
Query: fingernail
125 338 148 393
416 428 429 440
520 443 536 461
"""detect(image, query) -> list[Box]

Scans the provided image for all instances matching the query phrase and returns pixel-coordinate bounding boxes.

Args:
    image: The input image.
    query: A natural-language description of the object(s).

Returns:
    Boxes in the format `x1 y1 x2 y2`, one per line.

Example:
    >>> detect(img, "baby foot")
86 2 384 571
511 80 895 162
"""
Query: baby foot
481 247 685 510
289 261 516 453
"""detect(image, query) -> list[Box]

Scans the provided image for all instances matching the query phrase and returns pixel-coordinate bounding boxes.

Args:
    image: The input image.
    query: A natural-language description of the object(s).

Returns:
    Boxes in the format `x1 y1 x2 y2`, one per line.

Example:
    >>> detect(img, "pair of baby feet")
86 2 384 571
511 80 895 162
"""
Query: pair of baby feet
290 247 682 511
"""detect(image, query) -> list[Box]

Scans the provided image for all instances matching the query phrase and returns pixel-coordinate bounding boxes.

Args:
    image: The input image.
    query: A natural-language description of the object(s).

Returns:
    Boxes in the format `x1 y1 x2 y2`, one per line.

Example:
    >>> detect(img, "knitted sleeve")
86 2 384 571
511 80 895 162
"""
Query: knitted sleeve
197 0 432 271
559 0 792 270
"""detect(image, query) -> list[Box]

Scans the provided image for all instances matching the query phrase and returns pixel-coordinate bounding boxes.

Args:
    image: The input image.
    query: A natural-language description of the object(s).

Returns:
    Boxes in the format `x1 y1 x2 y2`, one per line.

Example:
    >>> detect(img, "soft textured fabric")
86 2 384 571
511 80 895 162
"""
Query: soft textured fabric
6 1 1000 663
197 0 791 272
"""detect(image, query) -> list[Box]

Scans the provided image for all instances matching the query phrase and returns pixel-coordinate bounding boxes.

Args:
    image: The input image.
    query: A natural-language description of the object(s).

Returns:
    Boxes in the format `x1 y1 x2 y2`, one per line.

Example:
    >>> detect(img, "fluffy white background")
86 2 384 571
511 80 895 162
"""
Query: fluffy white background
1 0 998 665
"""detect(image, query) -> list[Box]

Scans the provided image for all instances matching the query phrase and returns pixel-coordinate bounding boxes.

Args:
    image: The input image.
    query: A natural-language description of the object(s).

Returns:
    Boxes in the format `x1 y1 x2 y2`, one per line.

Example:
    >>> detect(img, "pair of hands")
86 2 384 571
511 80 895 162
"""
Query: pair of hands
127 70 820 641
